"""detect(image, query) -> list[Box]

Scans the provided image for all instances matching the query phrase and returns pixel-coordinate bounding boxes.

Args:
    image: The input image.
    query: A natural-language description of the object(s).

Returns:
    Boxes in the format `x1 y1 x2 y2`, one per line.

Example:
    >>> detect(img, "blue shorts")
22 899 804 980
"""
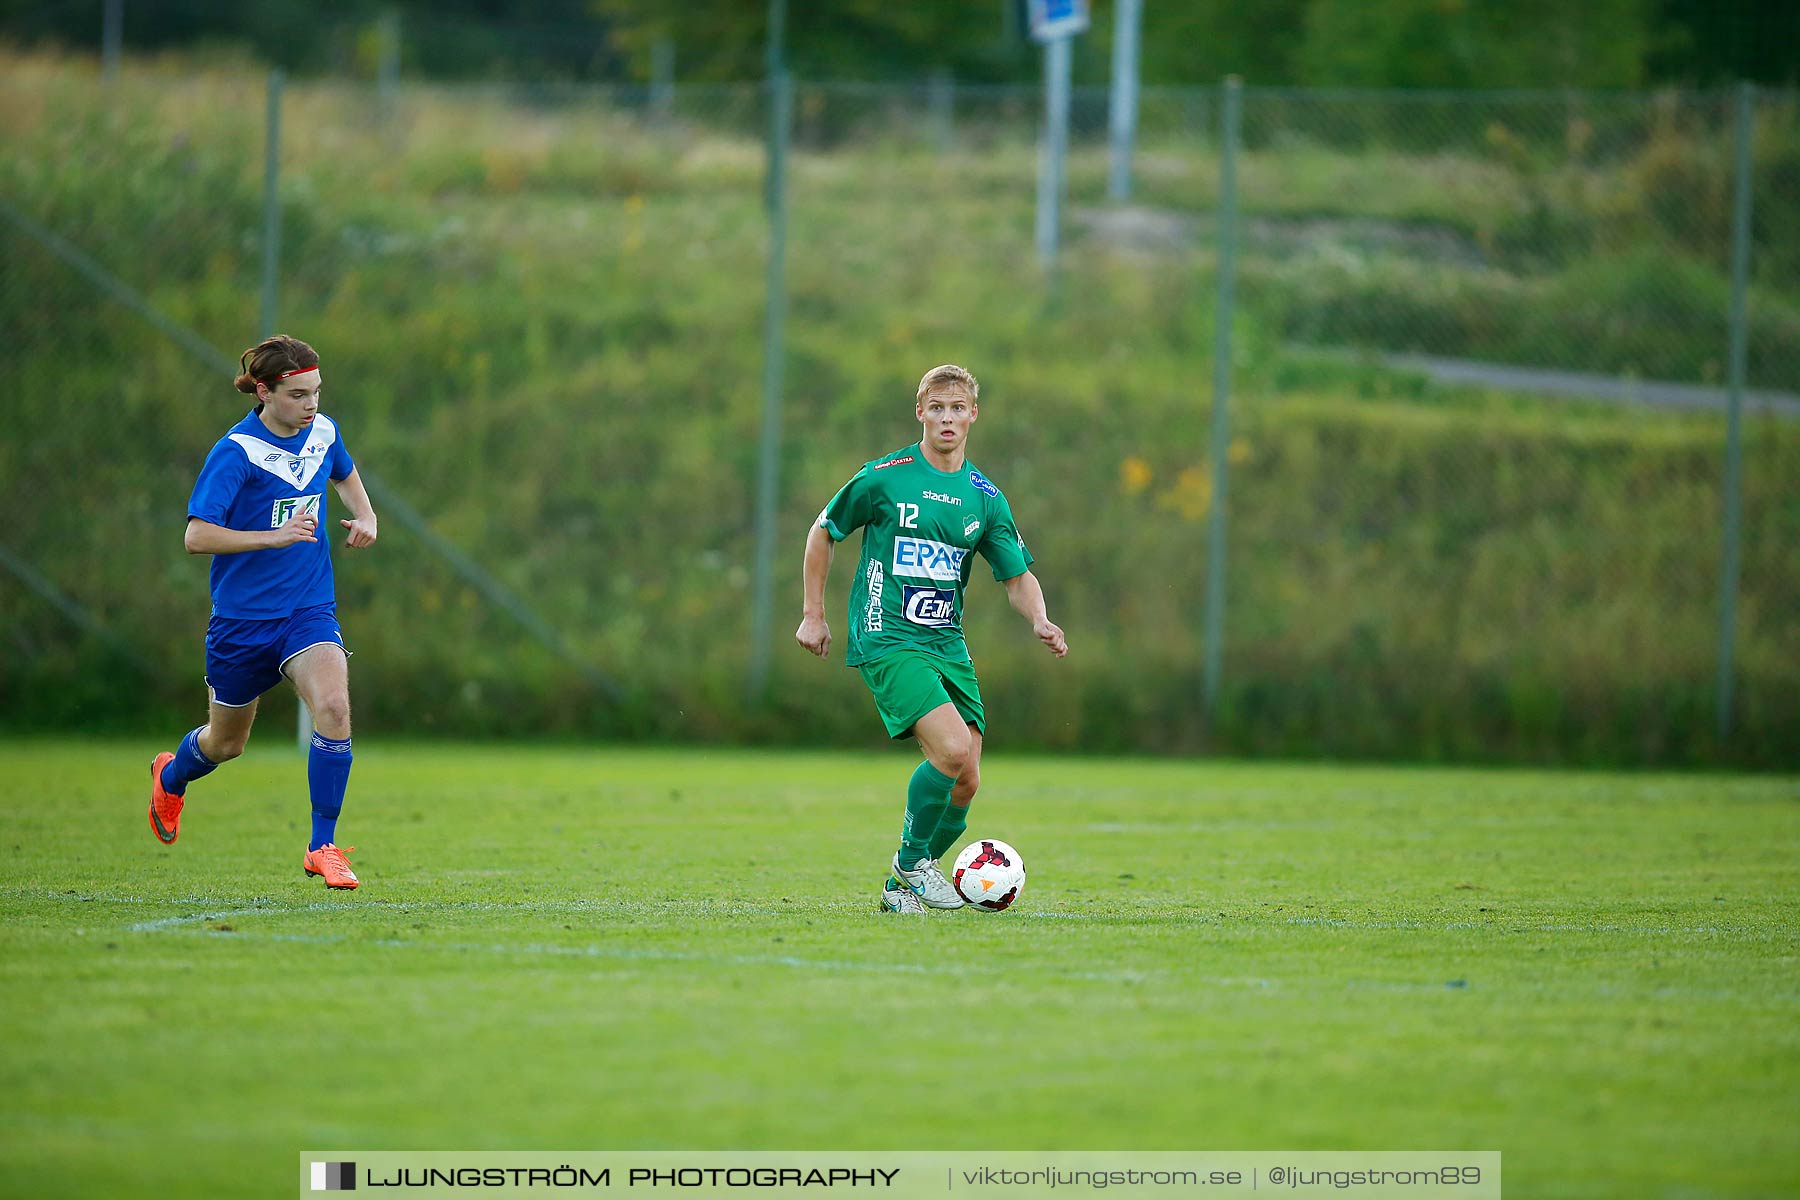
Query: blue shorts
204 603 347 708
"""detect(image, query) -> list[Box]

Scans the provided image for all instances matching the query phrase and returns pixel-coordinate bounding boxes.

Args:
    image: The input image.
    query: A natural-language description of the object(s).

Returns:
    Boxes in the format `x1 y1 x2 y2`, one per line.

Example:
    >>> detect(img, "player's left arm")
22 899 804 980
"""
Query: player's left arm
331 469 379 549
1001 570 1067 658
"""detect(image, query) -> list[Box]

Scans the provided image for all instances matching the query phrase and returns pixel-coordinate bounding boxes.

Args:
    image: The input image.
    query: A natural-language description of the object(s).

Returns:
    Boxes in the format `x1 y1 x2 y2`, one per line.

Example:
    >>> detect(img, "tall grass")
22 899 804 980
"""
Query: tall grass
3 50 1795 764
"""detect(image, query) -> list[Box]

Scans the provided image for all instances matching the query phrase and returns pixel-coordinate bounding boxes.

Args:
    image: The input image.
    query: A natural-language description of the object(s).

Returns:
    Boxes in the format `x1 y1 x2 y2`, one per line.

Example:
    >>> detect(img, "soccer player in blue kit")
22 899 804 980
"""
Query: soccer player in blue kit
148 335 378 889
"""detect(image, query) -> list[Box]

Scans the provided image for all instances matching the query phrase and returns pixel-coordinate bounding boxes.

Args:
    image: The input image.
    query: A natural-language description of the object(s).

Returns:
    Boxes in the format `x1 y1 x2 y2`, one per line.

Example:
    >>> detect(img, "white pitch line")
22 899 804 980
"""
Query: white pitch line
1285 916 1760 937
123 909 1157 983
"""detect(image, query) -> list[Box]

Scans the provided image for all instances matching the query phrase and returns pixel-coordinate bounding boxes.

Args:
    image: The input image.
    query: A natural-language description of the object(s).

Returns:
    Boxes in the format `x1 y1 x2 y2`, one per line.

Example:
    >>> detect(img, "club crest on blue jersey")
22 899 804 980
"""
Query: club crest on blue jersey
968 469 998 497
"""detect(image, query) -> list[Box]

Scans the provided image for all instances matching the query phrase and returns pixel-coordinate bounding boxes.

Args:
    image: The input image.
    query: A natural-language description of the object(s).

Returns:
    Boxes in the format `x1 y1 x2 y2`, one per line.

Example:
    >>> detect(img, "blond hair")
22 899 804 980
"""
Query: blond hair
916 363 979 404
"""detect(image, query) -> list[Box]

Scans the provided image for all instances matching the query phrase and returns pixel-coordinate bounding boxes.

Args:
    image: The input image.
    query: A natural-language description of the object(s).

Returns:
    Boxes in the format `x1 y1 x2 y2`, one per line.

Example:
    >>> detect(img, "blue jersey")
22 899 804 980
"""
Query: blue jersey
187 410 355 619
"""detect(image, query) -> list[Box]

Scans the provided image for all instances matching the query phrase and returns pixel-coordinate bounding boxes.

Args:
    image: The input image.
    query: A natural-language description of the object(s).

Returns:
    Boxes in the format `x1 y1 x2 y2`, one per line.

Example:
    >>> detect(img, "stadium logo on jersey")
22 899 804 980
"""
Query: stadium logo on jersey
873 455 914 471
864 560 884 632
963 517 982 540
902 585 957 627
922 490 962 506
893 536 967 582
270 493 321 529
968 469 999 497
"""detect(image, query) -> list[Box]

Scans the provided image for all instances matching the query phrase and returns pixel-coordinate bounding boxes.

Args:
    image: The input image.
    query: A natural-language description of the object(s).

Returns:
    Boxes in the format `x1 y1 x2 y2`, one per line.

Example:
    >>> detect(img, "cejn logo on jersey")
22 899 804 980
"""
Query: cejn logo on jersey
270 493 321 529
901 585 956 628
893 536 967 582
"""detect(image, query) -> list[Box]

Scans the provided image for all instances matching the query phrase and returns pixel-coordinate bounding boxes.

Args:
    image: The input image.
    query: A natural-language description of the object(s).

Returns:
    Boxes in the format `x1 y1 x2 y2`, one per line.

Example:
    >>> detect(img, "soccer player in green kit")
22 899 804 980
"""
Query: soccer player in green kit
795 364 1068 913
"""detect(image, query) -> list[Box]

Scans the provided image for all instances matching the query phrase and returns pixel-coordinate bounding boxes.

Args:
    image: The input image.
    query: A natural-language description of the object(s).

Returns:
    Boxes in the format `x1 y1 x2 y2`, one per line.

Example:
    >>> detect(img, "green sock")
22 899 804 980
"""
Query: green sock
898 761 956 871
928 801 970 861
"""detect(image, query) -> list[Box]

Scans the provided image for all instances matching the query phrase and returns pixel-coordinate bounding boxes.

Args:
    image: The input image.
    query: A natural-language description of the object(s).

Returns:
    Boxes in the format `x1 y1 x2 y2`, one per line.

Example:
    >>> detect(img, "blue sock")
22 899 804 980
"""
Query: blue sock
307 732 353 851
161 727 218 797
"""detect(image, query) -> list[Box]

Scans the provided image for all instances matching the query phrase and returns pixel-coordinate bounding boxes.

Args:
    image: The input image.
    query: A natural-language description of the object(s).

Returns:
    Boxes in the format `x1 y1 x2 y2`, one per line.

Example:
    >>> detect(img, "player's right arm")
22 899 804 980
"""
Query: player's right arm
184 513 317 556
795 523 834 659
181 436 316 556
795 465 875 660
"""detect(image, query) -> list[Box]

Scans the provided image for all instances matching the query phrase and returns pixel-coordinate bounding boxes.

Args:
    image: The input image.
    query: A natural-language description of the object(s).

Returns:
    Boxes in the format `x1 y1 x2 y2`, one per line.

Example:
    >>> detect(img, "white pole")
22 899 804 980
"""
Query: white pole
1035 35 1072 267
1107 0 1142 201
101 0 122 83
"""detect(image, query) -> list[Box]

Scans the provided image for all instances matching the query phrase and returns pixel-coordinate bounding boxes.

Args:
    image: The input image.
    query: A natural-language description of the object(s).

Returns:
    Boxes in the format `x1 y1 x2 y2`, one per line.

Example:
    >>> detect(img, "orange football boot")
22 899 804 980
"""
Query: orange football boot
148 752 183 844
303 843 360 889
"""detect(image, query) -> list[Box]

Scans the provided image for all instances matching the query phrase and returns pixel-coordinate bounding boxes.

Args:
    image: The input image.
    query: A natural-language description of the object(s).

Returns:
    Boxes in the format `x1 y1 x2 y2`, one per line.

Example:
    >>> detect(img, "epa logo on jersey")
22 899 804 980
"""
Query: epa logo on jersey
271 494 321 528
902 585 956 627
893 536 967 582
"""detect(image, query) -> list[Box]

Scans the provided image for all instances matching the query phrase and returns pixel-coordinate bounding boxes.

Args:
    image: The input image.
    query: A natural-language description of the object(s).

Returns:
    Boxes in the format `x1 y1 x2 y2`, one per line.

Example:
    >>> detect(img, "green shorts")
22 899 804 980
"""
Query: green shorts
856 649 986 740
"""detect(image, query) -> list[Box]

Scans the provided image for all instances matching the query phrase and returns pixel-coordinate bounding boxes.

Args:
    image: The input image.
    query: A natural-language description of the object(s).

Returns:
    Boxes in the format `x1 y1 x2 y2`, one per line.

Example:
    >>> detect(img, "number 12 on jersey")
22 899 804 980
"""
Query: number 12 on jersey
897 502 919 528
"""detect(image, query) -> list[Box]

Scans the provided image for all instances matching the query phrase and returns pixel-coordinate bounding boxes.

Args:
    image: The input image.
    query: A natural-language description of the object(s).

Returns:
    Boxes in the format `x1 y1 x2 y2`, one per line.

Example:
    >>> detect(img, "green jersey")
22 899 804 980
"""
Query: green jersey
818 443 1035 667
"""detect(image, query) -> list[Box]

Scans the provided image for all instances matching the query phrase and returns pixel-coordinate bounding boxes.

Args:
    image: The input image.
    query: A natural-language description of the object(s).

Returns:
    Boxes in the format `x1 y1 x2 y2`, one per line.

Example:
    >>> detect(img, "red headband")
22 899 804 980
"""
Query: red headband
271 364 318 381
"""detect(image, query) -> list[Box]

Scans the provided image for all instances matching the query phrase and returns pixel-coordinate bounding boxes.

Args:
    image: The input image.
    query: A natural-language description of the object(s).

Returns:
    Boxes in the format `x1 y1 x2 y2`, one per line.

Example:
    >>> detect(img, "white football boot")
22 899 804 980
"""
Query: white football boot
891 853 966 909
878 876 928 914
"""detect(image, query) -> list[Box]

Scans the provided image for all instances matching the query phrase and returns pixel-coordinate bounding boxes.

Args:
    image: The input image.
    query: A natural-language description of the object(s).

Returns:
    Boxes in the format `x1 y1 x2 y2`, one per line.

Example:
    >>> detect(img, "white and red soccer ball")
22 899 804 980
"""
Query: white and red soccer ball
952 838 1025 913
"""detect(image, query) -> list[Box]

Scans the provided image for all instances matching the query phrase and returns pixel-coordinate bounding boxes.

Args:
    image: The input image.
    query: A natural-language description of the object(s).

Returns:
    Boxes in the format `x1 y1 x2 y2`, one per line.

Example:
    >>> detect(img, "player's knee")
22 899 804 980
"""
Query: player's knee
954 765 980 801
207 731 247 762
936 733 972 778
311 694 351 738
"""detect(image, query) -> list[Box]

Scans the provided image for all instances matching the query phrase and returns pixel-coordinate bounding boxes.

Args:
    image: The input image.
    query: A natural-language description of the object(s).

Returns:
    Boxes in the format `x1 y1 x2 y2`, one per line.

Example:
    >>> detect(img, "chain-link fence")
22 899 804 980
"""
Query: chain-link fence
3 47 1795 764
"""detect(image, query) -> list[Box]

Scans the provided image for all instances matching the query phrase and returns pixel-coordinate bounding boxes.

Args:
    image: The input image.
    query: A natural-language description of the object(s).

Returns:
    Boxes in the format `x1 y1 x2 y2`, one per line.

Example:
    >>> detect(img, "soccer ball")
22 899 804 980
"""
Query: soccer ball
952 838 1026 912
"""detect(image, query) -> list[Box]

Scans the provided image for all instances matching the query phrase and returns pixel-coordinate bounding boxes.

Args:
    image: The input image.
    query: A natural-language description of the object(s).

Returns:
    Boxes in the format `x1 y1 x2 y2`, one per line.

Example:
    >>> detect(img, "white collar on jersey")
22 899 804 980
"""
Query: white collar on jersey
228 414 338 490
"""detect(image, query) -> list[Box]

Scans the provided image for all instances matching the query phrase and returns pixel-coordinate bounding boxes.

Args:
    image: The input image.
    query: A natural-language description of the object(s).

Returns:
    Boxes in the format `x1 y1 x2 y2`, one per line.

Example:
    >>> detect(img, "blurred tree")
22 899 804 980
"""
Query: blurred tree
1649 0 1800 86
1130 0 1309 86
592 0 1031 84
1293 0 1651 90
0 0 1791 86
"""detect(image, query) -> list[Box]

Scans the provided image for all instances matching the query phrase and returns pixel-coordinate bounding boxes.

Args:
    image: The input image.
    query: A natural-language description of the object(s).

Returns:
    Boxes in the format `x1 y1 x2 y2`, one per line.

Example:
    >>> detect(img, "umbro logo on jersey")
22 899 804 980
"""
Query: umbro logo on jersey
922 490 963 506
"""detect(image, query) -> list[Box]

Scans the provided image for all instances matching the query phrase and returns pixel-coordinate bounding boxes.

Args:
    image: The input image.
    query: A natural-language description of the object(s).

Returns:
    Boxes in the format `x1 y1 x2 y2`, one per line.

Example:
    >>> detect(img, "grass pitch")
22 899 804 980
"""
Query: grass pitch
0 739 1794 1198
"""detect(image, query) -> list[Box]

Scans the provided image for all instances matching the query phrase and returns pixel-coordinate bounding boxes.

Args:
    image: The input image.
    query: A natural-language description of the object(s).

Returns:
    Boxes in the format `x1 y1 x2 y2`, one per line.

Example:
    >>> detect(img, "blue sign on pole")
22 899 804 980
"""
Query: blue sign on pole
1029 0 1090 43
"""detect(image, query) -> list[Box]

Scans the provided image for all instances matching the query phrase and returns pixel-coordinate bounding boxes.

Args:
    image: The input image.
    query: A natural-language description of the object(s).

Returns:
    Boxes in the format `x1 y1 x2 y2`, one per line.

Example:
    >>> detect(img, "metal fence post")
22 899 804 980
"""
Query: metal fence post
1715 81 1755 743
1107 0 1142 201
258 69 309 753
377 9 400 124
746 14 791 703
261 70 283 342
1201 76 1242 732
651 37 674 123
101 0 123 85
1035 35 1072 268
929 69 955 153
